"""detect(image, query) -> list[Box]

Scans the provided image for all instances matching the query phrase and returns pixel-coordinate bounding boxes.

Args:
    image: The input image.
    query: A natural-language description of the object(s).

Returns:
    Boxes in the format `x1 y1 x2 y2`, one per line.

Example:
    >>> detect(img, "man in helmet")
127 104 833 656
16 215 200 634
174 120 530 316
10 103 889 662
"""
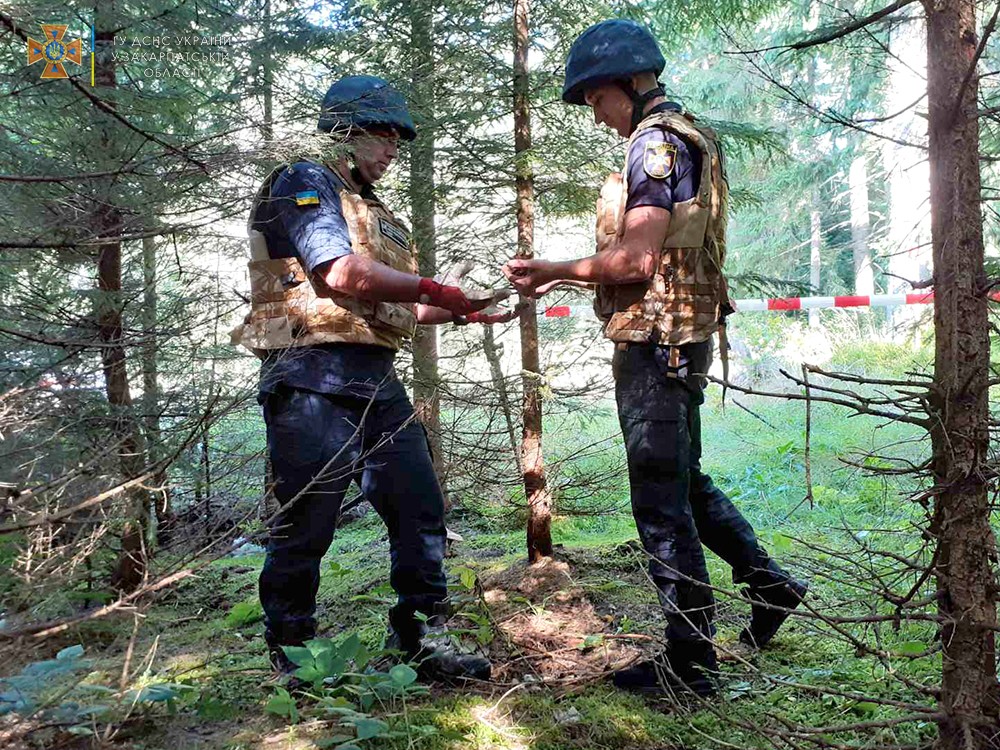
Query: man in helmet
503 21 806 697
234 75 505 684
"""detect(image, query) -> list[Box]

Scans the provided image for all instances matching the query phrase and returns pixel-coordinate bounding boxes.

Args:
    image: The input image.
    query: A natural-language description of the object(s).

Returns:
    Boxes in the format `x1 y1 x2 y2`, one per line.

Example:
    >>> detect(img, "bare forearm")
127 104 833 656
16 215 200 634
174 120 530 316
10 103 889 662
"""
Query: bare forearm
321 255 421 302
560 204 667 285
320 254 492 317
555 245 656 285
416 304 456 324
504 207 668 297
551 279 595 290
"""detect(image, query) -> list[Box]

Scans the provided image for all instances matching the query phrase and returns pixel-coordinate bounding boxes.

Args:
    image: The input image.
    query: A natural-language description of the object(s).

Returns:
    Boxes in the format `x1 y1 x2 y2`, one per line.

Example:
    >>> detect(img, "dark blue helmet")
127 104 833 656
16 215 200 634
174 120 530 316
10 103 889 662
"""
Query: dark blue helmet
317 75 417 141
562 20 665 105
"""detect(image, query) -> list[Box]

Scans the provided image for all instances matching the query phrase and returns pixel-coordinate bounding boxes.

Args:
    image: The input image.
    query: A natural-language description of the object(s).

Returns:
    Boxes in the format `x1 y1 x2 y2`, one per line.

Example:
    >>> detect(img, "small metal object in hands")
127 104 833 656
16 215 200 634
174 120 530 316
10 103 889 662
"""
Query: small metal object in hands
435 260 513 307
463 287 512 305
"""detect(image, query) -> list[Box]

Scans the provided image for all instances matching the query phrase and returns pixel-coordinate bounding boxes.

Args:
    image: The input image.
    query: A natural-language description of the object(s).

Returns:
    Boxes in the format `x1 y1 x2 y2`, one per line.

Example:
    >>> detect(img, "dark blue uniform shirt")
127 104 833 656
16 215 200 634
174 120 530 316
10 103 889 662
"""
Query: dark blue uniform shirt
623 108 703 371
624 124 701 214
252 161 405 402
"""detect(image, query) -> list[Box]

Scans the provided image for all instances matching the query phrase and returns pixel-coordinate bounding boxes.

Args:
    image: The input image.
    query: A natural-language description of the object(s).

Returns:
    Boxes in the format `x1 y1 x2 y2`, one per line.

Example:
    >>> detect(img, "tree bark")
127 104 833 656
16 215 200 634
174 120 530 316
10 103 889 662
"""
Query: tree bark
141 235 172 544
408 0 448 504
260 0 276 522
924 0 1000 746
482 326 521 472
200 427 212 537
513 0 552 563
849 155 875 296
95 8 151 593
261 0 274 143
99 227 150 593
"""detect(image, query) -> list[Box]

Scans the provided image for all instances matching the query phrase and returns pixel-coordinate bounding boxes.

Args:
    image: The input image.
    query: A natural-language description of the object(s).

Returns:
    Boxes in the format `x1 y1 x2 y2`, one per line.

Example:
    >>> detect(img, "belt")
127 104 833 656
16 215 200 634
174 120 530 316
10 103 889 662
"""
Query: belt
614 341 690 380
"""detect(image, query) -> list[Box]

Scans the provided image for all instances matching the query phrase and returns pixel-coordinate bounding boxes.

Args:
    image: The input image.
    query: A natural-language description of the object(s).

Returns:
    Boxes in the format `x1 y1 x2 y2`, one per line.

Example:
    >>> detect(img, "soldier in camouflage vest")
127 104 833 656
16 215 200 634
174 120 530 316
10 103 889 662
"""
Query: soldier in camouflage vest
236 76 510 685
504 20 807 698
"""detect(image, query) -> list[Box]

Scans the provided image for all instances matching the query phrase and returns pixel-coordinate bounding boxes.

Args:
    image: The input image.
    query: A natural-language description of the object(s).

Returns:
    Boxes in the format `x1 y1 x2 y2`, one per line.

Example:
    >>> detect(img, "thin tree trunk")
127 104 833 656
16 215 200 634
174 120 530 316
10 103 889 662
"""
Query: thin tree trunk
194 440 203 506
200 427 212 536
95 7 150 593
260 0 276 522
482 326 521 472
141 236 172 544
849 155 874 296
99 228 149 592
408 0 448 505
924 0 1000 746
809 190 821 329
261 0 273 143
513 0 552 563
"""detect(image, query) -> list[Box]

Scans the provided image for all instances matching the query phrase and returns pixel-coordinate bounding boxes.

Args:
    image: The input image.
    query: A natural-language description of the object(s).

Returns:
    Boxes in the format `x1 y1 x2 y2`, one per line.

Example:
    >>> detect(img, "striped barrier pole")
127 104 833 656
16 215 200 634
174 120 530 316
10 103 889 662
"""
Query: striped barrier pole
541 291 1000 318
735 292 936 311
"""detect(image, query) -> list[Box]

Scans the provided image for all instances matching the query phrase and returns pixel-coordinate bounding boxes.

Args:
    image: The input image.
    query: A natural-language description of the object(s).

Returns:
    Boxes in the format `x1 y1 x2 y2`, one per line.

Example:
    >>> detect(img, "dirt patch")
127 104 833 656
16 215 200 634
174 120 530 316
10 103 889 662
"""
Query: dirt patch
109 714 325 750
481 556 646 687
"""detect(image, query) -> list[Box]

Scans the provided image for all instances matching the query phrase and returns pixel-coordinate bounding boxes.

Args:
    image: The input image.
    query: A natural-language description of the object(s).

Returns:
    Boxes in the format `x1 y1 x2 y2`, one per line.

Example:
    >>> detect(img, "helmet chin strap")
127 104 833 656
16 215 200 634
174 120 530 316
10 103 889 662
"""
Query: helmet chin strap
619 80 666 133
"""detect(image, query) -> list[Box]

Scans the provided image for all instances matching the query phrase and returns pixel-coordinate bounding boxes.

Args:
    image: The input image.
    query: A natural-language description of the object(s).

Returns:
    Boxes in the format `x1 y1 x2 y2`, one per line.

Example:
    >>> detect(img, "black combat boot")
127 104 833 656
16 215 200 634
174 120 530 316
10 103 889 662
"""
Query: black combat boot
611 641 718 698
265 624 313 692
386 603 492 683
266 646 312 692
739 577 808 649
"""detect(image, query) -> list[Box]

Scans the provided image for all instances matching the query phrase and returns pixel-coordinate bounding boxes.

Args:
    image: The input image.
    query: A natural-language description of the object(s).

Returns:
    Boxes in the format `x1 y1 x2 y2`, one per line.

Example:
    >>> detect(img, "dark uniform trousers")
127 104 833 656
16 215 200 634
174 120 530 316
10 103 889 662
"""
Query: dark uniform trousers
613 340 791 649
258 385 448 649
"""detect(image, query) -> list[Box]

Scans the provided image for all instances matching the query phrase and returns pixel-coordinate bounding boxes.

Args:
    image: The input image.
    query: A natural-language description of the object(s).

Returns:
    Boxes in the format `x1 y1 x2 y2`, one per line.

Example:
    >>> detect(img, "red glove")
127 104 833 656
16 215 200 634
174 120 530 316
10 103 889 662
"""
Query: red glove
464 309 520 325
418 278 483 316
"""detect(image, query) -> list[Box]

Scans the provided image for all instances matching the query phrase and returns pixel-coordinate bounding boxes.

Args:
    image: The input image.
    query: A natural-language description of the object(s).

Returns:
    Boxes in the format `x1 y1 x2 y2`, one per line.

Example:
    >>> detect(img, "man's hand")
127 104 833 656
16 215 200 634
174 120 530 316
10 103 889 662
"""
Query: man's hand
502 259 562 298
500 206 669 297
417 278 492 316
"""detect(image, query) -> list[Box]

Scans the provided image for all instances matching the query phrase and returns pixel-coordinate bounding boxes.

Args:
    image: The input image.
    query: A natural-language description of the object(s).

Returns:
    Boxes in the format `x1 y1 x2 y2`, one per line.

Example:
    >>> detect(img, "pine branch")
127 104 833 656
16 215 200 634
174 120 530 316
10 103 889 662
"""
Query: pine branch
734 0 921 55
0 9 208 174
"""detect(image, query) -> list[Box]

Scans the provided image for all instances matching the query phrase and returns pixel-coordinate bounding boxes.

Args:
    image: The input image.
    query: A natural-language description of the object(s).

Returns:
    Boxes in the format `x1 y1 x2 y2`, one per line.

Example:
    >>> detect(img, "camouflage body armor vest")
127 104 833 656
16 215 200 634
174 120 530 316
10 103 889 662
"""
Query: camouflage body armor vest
594 111 731 346
232 163 418 353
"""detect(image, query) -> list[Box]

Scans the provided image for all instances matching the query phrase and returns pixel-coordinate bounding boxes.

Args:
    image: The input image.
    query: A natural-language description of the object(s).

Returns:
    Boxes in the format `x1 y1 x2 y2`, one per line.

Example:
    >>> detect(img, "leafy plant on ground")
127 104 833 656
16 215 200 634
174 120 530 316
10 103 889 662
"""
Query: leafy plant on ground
0 645 94 720
265 633 432 747
0 645 201 739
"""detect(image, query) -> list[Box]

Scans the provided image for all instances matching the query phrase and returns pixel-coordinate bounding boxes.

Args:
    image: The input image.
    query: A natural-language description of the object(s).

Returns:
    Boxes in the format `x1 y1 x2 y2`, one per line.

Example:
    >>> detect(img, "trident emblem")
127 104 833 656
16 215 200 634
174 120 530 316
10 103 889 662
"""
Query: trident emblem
27 24 83 79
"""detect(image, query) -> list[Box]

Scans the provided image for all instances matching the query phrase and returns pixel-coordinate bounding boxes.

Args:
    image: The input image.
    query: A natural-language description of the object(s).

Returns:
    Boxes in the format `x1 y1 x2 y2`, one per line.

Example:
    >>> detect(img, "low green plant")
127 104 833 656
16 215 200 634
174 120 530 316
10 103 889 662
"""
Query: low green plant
0 645 201 738
264 633 431 747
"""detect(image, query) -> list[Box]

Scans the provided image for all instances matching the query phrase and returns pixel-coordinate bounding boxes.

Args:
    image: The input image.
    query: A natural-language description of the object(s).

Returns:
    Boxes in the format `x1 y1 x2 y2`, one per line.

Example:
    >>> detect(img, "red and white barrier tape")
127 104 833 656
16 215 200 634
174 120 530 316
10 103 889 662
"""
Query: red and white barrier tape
731 292 937 312
541 291 1000 318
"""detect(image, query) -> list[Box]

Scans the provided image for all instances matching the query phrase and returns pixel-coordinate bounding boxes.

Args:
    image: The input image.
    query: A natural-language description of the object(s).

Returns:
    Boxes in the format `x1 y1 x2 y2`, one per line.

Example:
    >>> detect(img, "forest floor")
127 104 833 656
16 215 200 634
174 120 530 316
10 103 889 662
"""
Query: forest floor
2 342 947 749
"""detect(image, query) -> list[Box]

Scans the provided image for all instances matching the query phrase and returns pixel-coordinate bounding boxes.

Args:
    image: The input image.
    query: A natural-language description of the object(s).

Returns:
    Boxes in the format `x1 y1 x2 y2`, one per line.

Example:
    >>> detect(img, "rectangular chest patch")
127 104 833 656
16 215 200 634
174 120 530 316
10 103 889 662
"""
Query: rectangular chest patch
378 217 409 251
295 190 320 206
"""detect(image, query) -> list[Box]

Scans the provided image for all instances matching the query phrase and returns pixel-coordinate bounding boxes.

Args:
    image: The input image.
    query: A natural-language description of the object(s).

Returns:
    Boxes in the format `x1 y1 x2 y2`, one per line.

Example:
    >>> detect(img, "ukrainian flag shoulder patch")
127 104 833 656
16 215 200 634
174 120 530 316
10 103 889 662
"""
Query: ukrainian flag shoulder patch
295 190 320 206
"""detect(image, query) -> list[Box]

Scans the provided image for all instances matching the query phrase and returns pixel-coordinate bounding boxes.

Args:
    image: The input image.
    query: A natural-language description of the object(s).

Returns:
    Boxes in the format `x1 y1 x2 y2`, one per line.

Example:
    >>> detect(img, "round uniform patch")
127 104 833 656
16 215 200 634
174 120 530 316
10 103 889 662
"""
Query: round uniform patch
643 141 677 180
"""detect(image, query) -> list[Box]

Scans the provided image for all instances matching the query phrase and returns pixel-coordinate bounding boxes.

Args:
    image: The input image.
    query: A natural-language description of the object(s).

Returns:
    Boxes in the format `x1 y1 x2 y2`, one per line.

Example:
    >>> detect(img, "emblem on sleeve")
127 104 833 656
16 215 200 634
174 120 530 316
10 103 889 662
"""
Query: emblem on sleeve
643 142 677 180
